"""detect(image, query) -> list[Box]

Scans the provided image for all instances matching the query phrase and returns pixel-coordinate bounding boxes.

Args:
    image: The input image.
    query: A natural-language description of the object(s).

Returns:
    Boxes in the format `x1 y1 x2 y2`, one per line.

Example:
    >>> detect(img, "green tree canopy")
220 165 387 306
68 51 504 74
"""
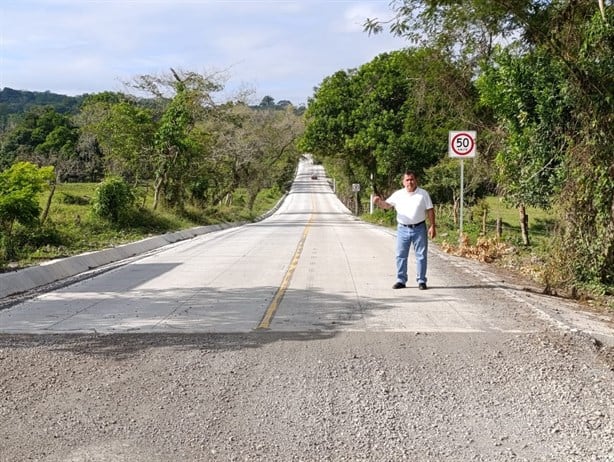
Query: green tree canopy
476 46 571 209
0 161 54 259
1 107 74 167
301 48 477 197
364 0 613 289
79 95 155 183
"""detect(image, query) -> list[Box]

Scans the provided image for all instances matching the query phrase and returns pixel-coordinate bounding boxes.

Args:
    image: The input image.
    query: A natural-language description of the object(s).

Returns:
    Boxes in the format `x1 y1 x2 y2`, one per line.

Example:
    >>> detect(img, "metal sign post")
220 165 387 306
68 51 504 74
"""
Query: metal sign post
448 131 477 240
352 183 360 215
369 173 374 214
460 158 465 235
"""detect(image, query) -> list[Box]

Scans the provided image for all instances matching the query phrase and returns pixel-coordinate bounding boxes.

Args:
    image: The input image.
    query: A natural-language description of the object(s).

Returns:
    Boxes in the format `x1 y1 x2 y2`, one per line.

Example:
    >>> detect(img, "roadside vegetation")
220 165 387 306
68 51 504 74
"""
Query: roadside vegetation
3 180 282 269
1 1 612 310
0 73 303 270
301 1 613 306
362 195 559 290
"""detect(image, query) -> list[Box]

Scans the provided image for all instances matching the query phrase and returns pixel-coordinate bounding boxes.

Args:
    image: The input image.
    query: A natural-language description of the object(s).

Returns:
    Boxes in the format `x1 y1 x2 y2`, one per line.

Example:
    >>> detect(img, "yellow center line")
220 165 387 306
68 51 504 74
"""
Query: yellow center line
256 202 315 330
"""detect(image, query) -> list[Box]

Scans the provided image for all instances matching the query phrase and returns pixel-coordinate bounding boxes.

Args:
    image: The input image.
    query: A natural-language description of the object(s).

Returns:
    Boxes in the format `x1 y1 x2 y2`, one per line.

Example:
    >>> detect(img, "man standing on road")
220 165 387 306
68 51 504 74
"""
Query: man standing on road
372 171 436 290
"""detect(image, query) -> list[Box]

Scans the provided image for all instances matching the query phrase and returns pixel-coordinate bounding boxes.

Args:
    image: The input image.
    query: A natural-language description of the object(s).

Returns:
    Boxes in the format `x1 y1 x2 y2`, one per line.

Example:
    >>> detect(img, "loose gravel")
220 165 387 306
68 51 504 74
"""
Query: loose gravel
1 328 613 461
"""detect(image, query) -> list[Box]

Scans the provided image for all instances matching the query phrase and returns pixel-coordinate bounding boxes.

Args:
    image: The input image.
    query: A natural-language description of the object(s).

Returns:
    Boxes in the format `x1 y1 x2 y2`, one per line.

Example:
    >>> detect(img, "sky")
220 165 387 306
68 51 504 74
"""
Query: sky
0 0 409 107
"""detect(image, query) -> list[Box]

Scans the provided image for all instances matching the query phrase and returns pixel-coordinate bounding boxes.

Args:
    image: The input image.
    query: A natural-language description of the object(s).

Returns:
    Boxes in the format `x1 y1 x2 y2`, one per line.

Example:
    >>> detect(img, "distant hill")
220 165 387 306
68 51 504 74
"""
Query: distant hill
0 88 304 117
0 87 85 116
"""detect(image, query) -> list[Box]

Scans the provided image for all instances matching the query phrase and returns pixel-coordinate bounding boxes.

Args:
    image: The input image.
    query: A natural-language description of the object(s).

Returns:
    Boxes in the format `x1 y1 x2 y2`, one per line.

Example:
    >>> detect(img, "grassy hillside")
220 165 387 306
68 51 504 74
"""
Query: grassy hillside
4 182 282 269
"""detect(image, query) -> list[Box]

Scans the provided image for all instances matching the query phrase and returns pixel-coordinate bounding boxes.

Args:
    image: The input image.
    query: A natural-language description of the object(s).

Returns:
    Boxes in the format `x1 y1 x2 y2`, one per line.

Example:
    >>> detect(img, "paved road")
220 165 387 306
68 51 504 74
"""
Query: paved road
0 158 612 343
2 158 614 462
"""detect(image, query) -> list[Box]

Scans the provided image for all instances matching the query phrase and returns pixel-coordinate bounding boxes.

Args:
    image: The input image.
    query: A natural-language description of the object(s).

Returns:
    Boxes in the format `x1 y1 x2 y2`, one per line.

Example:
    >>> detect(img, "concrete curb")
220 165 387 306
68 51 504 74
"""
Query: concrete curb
0 191 289 300
0 222 244 299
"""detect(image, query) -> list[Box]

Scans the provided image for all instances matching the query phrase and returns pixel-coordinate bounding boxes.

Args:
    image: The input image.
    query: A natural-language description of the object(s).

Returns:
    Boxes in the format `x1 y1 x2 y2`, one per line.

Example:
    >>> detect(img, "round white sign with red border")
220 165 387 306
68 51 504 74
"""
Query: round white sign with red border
448 131 477 158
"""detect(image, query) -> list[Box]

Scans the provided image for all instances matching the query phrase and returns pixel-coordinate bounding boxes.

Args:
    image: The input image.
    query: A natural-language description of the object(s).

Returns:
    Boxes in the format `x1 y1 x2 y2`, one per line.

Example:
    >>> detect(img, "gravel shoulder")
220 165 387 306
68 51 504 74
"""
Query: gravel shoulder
1 328 613 462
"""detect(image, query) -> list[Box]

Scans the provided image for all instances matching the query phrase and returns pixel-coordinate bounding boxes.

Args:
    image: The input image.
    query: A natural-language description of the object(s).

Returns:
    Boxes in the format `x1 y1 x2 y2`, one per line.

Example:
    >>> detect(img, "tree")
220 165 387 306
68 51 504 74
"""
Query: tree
476 46 572 244
0 106 83 224
0 162 54 260
301 48 477 201
152 87 199 210
129 69 223 210
237 105 304 210
474 3 613 283
365 0 614 290
259 96 276 108
1 106 67 168
364 0 548 66
300 70 355 158
553 8 614 287
78 94 155 184
203 102 303 211
0 105 81 179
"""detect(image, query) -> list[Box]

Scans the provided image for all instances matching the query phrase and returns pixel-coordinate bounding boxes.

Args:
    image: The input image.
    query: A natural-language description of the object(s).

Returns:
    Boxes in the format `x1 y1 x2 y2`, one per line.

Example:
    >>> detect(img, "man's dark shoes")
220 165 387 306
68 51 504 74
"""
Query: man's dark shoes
418 283 427 290
392 282 406 289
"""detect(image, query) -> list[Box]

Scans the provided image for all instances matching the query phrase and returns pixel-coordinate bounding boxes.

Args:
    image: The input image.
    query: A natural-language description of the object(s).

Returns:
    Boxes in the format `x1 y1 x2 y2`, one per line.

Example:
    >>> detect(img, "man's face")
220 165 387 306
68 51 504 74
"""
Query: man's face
403 174 418 192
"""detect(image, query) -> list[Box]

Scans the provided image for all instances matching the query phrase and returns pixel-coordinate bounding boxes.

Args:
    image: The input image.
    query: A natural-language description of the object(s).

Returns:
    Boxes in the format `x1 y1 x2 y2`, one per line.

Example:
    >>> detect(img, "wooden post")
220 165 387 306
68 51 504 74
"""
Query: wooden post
519 204 530 246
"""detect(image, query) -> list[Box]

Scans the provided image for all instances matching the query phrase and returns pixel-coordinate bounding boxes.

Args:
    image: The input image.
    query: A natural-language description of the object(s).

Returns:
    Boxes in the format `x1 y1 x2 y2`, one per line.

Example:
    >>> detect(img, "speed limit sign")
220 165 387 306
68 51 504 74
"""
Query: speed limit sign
448 131 477 158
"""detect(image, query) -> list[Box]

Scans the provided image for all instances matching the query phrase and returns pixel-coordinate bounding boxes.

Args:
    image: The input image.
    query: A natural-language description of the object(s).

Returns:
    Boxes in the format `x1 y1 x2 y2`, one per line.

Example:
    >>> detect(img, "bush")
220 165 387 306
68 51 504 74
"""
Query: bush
0 161 55 262
92 177 135 224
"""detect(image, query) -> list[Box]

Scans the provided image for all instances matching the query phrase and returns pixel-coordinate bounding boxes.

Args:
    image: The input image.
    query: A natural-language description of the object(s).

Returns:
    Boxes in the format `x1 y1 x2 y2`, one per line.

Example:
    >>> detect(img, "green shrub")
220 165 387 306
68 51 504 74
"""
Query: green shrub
92 177 135 224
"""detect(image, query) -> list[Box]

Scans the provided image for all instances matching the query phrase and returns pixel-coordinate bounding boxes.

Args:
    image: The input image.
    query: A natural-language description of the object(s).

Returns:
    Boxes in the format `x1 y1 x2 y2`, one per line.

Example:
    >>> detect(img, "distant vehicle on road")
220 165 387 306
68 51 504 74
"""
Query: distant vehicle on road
311 174 318 180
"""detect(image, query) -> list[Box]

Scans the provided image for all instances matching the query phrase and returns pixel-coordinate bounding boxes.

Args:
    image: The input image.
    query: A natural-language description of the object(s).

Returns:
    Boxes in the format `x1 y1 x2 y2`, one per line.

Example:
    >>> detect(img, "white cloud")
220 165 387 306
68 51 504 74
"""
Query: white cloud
0 0 407 105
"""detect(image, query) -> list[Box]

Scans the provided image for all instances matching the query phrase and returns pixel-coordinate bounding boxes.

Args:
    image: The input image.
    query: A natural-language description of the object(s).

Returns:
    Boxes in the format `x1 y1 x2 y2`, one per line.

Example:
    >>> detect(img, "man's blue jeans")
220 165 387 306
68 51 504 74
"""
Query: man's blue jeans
395 222 428 285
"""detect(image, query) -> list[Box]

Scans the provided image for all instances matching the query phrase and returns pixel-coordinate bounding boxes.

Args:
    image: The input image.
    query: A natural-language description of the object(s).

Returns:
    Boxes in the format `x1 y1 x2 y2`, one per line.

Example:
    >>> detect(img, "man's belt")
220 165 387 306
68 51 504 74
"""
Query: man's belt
399 221 425 228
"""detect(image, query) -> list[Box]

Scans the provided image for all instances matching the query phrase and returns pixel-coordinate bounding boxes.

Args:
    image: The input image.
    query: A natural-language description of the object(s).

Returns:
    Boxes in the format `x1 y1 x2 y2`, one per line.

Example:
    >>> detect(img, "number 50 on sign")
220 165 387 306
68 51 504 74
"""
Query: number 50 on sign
448 131 477 158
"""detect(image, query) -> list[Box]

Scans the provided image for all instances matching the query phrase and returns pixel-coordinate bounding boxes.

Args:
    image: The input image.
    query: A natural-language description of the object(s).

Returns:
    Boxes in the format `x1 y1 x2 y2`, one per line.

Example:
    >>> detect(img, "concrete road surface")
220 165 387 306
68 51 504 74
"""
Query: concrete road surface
0 158 612 343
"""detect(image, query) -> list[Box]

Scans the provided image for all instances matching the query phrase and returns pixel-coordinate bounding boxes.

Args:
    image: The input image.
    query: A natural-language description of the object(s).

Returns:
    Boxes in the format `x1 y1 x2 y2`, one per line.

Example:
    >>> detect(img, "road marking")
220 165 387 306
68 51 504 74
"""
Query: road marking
257 205 315 330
